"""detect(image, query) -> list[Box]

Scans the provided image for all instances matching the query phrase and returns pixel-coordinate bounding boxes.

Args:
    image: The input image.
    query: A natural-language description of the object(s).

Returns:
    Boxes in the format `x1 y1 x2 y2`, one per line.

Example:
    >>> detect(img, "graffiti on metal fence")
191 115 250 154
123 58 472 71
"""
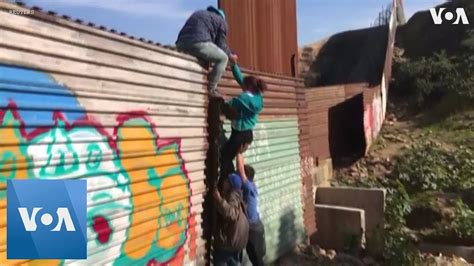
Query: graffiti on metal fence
0 65 195 265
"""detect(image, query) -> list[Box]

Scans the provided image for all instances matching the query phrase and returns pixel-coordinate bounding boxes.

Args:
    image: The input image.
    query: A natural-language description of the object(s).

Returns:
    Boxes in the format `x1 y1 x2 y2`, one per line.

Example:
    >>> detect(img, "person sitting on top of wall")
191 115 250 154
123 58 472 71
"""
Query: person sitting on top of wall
176 6 238 98
220 63 266 183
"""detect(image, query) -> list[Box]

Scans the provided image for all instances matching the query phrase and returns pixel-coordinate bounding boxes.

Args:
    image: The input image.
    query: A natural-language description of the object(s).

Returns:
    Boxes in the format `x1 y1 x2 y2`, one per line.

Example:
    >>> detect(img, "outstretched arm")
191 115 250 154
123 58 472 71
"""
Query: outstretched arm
237 153 247 183
214 190 240 221
225 64 244 108
232 64 244 88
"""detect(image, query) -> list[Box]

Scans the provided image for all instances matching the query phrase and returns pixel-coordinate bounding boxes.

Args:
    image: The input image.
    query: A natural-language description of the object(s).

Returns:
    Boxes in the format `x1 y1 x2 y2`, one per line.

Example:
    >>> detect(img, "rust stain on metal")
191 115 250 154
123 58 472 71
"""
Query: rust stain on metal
306 83 369 160
219 0 298 76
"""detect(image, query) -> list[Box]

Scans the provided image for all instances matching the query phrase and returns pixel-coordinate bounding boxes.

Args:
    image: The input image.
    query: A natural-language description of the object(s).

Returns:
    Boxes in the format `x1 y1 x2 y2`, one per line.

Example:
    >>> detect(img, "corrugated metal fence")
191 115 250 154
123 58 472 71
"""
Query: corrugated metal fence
363 0 398 150
306 0 400 162
219 70 315 263
218 0 298 76
306 84 367 161
0 2 315 265
0 3 207 265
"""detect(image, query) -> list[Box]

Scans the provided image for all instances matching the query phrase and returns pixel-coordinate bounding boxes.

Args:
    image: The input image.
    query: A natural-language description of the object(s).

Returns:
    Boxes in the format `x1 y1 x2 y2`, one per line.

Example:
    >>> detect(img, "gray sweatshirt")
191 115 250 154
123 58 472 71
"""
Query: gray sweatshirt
176 7 231 55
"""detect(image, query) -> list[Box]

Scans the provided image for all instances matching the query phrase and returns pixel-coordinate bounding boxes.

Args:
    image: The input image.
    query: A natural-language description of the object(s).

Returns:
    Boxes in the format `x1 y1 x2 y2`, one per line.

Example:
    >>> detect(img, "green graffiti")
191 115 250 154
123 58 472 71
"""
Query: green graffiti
0 151 17 180
37 121 80 177
86 143 102 171
1 108 191 265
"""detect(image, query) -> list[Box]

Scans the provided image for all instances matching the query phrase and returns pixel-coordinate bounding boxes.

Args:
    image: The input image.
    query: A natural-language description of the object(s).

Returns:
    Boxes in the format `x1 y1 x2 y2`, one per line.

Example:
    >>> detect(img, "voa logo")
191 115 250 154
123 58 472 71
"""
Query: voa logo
7 180 87 259
18 207 76 232
429 8 469 25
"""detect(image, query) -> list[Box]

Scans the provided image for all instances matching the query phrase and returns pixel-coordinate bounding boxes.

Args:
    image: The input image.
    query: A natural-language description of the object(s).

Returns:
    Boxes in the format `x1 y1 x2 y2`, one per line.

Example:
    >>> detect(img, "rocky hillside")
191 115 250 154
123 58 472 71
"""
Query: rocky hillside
396 0 473 59
295 1 473 264
299 26 388 87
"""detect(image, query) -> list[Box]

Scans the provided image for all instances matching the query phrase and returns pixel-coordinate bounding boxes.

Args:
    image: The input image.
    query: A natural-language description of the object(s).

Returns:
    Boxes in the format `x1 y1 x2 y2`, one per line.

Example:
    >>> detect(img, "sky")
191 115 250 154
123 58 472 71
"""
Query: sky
20 0 444 46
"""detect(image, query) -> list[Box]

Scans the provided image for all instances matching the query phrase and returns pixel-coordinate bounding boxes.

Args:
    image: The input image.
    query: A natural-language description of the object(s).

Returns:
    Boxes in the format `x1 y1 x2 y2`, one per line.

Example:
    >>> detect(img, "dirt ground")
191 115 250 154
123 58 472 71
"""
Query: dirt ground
280 106 473 265
273 244 471 266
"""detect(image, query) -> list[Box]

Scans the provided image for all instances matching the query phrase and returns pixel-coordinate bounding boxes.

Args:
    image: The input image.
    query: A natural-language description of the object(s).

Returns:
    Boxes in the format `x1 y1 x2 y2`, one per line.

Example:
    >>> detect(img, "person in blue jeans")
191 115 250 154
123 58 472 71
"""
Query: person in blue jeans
176 6 238 97
240 165 266 266
220 64 266 183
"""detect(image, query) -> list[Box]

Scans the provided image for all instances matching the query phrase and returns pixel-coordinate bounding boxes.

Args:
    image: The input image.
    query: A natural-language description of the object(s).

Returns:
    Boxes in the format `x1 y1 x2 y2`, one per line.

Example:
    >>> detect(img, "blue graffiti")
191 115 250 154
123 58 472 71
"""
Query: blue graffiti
0 64 85 131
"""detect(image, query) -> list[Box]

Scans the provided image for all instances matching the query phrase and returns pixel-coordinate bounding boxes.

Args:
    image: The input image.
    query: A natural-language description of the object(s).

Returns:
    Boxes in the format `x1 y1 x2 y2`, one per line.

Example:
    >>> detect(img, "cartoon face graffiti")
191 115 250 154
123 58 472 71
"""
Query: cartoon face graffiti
0 65 192 265
26 116 133 265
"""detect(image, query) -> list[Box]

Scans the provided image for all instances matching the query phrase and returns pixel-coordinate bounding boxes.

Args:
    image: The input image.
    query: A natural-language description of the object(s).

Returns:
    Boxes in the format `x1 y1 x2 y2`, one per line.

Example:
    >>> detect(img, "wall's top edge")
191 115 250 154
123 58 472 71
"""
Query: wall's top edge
306 83 371 91
3 1 303 82
1 1 193 60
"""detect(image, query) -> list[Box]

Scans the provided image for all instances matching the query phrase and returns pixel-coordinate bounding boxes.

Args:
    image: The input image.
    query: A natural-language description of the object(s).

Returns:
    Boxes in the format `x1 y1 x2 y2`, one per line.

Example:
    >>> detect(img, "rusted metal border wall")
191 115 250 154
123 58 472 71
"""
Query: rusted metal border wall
307 0 400 162
363 0 399 150
0 2 208 265
219 69 315 263
296 80 317 241
218 0 298 76
306 83 368 161
0 2 315 265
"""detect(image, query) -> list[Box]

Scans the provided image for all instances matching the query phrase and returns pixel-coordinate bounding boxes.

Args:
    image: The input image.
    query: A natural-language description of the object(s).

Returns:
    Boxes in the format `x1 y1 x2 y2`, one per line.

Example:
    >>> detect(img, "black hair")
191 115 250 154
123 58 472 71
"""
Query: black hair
244 165 255 182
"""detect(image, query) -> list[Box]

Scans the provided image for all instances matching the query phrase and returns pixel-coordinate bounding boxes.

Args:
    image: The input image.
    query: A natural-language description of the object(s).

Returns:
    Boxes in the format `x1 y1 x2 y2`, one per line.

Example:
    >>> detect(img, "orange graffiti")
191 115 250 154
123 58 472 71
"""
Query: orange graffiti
0 111 29 266
117 119 190 262
0 107 192 265
0 111 28 189
188 215 197 260
1 63 194 265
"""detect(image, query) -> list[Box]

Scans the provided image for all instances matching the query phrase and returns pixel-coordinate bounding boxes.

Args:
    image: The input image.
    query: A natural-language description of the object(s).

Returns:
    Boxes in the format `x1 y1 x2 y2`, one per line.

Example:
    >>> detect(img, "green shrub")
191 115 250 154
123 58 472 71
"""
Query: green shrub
391 31 474 110
453 32 474 99
380 181 423 265
383 226 422 266
428 199 474 245
384 180 412 226
333 141 473 263
451 200 474 240
389 142 473 193
391 51 459 109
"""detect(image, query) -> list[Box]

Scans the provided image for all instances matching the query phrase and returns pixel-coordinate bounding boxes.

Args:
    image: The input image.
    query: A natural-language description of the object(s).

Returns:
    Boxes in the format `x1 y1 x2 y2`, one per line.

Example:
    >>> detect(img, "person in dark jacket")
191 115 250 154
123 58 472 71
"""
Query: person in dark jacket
176 6 237 97
213 173 249 266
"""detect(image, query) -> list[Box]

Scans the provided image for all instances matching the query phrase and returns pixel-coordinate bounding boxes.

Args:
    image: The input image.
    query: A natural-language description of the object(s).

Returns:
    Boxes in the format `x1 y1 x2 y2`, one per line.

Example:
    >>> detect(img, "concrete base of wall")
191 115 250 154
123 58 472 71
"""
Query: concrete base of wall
315 186 385 255
419 243 474 263
311 204 365 252
312 158 333 187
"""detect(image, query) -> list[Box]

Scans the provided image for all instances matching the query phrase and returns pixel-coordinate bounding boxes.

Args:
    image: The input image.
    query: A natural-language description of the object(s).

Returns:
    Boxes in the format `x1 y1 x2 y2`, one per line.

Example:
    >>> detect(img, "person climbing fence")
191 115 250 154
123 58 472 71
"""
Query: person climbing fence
176 6 238 98
213 173 249 266
220 63 266 183
240 165 266 266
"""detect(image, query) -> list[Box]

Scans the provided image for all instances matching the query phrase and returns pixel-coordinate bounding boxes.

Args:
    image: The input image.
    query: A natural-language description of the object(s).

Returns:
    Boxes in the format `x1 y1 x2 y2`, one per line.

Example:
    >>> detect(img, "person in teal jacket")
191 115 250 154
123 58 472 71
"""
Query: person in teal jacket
220 63 266 182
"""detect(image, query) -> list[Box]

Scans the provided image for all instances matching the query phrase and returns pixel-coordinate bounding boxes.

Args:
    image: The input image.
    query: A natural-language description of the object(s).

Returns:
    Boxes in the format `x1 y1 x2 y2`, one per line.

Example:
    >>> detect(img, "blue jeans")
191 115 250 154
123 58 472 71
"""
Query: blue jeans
176 41 228 93
247 220 266 266
213 249 241 266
